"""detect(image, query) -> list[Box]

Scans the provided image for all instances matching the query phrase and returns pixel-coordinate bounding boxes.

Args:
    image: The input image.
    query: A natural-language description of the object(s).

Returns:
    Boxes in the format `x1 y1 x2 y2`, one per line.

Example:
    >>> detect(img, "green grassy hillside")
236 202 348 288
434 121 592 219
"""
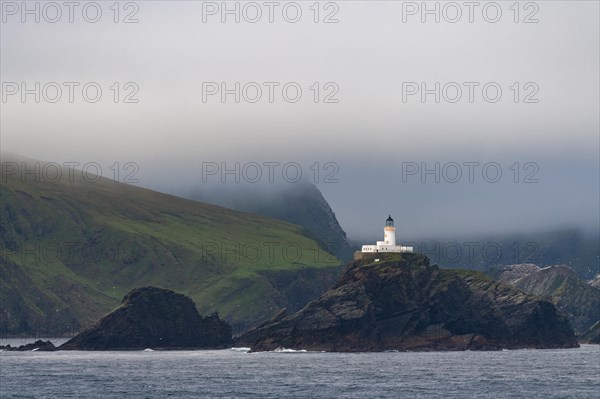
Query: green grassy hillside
0 155 342 335
191 180 356 262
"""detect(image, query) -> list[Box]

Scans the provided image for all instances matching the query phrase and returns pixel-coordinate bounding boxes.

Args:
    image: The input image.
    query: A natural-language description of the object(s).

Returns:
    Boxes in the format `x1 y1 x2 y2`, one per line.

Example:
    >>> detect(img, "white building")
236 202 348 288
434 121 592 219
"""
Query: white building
361 215 414 253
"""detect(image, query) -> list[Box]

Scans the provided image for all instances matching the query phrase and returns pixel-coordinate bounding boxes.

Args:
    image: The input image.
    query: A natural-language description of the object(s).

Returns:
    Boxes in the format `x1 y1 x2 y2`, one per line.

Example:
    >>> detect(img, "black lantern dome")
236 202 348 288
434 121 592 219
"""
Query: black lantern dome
385 215 394 227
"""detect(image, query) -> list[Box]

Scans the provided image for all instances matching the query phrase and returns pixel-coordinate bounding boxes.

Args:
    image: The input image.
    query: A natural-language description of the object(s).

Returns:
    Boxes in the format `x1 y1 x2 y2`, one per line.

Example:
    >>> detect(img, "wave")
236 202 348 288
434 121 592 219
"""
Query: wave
230 346 316 353
272 347 308 353
230 347 251 352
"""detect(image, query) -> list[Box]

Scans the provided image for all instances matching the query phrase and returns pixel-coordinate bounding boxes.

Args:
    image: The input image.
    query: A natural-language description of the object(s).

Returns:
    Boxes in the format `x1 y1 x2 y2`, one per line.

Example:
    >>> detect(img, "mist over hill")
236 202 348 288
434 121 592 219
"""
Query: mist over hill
189 180 356 262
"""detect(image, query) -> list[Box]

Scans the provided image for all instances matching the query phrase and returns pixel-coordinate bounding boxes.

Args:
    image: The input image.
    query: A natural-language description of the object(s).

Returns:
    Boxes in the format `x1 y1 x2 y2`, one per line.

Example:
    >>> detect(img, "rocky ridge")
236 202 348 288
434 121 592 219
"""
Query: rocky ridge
239 253 578 352
490 264 600 336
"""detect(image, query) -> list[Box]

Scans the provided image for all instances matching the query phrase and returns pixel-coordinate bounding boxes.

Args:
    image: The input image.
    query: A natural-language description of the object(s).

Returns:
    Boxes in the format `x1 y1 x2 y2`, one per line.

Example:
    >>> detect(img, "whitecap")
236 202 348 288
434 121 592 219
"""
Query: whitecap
273 347 307 353
143 348 154 352
230 347 251 352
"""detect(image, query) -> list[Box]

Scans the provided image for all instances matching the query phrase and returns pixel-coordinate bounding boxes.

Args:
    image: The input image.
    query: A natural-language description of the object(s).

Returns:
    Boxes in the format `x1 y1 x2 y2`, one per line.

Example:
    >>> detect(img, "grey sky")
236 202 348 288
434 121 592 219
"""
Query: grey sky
1 1 598 240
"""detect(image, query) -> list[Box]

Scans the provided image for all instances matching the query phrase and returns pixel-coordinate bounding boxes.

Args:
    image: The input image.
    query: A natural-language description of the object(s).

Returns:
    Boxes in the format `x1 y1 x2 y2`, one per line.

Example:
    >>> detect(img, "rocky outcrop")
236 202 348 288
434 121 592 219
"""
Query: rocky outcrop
239 253 578 352
579 321 600 344
489 264 542 285
60 287 233 350
0 340 57 351
491 265 600 335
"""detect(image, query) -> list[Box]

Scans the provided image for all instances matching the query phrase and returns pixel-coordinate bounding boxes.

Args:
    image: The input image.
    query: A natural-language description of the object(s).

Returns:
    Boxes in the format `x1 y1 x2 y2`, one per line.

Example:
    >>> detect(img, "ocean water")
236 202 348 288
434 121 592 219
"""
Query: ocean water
1 340 598 399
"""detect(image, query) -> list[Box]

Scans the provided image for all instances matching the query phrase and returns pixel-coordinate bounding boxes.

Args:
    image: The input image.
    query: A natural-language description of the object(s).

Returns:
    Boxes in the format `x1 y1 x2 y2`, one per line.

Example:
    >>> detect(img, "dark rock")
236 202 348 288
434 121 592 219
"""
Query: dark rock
258 267 344 315
579 321 600 344
1 340 57 351
60 287 233 350
238 253 579 352
267 308 288 324
490 264 600 335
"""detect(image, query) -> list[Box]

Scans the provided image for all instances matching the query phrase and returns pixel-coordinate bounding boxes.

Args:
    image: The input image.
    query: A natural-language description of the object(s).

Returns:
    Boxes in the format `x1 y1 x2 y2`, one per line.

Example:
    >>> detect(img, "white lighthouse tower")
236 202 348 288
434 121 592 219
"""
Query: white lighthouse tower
361 215 413 253
383 215 396 246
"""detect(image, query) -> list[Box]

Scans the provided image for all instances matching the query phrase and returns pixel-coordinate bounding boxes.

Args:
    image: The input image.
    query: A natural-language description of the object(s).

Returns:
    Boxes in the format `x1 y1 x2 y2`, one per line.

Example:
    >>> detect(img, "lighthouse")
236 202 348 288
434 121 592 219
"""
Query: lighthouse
384 215 396 246
360 215 413 253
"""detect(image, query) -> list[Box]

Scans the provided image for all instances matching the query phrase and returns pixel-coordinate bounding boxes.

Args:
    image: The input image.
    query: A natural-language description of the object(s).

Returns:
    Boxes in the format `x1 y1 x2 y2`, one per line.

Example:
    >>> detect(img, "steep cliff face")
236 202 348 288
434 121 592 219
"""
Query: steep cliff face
239 254 578 352
490 264 600 335
60 287 233 350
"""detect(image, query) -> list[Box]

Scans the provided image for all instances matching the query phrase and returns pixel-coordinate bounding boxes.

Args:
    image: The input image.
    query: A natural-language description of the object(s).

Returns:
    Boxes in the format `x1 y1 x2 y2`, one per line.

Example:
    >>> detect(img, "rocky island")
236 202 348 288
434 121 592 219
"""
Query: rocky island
238 253 579 352
60 287 233 350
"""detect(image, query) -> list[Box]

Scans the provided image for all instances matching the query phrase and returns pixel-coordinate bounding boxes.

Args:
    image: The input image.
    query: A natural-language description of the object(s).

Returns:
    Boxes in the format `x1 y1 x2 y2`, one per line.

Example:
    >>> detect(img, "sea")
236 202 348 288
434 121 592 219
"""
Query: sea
1 339 598 398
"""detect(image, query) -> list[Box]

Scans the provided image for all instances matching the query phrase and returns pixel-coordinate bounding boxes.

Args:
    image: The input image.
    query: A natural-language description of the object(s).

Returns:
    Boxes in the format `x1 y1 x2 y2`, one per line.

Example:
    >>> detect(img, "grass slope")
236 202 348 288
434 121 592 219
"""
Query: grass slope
0 155 341 334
